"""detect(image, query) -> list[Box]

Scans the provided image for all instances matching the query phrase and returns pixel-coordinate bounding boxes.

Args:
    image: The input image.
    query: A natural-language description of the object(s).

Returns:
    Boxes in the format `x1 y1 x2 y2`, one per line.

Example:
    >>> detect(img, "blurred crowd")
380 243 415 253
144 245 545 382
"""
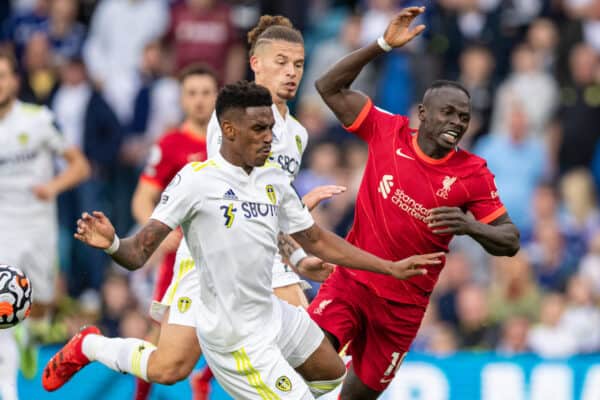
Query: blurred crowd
3 0 600 358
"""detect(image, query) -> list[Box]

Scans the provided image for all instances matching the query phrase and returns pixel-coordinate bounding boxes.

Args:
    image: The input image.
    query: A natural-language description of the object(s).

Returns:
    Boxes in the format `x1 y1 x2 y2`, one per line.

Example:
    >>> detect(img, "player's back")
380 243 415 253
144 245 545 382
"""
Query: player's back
342 99 505 306
0 101 67 225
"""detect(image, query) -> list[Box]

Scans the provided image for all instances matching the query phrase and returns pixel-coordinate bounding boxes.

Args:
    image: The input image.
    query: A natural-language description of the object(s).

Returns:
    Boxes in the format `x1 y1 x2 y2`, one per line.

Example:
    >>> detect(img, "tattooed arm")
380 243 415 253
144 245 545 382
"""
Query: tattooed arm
277 232 302 263
74 211 171 271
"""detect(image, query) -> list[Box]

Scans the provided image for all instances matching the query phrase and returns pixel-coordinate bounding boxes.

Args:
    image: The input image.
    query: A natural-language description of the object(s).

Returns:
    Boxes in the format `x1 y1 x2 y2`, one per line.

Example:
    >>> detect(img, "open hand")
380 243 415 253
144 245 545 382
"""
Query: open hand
388 252 444 279
383 6 426 48
297 256 335 282
74 211 116 249
302 185 346 211
425 207 475 235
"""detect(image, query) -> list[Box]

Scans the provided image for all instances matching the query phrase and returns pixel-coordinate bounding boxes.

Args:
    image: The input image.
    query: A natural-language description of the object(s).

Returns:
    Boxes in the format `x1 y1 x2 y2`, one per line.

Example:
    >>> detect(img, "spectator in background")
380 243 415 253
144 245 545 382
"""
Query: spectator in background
51 55 122 298
455 284 498 350
1 0 48 60
426 323 459 356
526 18 559 74
475 104 547 236
83 0 169 123
491 43 558 138
578 232 600 297
165 0 245 83
555 43 600 175
19 31 56 104
561 275 600 353
434 251 472 327
527 218 578 291
528 293 578 358
98 273 138 338
45 0 85 63
496 315 531 355
300 14 375 126
488 253 543 324
456 44 495 146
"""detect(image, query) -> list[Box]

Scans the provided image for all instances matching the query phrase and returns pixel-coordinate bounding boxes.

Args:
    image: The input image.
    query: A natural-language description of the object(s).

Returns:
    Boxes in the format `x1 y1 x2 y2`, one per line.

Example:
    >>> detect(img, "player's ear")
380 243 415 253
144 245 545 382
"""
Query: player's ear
417 103 425 122
249 54 260 74
221 120 236 141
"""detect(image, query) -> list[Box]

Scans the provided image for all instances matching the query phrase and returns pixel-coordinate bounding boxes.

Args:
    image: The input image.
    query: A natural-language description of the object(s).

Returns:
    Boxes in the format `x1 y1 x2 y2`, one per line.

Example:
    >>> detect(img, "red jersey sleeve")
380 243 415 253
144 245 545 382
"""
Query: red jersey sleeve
140 138 173 190
465 164 507 224
344 98 403 143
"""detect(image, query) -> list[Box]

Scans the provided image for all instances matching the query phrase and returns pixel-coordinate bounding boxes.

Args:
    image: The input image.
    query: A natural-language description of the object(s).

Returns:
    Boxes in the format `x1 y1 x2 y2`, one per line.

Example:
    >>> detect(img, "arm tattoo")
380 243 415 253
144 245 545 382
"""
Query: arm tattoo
112 220 171 270
293 225 321 245
277 232 301 261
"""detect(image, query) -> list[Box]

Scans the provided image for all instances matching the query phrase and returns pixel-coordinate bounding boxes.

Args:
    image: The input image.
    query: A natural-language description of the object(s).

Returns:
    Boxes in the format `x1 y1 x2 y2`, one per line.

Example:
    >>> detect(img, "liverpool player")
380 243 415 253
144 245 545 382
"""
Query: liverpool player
309 6 520 399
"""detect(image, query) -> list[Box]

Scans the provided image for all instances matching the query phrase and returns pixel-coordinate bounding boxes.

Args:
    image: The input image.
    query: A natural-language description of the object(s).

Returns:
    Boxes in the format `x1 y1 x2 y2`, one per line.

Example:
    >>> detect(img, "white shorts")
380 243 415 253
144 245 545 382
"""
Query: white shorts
0 228 57 303
200 297 324 400
150 254 308 323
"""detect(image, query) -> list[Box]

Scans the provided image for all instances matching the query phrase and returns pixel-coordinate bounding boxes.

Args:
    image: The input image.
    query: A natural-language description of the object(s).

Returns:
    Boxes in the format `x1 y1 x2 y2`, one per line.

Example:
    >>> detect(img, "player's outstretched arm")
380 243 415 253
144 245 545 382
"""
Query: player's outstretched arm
292 224 443 279
74 211 172 270
315 6 426 127
426 208 520 256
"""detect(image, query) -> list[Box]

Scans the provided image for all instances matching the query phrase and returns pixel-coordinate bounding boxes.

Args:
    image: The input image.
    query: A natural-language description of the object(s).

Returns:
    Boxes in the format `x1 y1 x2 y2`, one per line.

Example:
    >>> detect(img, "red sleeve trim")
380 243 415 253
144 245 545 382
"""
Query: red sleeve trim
479 206 507 224
344 98 373 132
139 175 166 190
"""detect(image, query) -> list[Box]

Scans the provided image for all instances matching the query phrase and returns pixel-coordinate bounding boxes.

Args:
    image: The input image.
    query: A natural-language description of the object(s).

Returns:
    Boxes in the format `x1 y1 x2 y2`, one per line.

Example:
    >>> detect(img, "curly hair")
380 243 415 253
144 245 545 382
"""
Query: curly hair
247 15 303 56
216 80 272 121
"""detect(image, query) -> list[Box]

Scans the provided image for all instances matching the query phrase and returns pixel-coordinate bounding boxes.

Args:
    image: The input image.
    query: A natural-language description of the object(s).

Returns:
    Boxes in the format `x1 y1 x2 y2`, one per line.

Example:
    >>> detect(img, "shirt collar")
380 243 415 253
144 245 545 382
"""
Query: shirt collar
214 151 254 178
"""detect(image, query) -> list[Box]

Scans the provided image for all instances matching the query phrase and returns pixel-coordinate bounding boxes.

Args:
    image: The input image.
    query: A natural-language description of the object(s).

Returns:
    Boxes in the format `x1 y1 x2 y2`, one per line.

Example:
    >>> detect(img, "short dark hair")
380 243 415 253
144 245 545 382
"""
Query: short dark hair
178 63 219 87
216 80 272 122
247 15 304 56
426 80 471 99
0 50 19 74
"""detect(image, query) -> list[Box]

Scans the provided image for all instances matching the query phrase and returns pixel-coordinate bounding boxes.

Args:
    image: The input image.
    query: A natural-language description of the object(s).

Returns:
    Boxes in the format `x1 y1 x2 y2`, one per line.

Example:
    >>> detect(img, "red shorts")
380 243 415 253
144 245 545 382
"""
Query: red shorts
152 251 176 302
308 268 426 392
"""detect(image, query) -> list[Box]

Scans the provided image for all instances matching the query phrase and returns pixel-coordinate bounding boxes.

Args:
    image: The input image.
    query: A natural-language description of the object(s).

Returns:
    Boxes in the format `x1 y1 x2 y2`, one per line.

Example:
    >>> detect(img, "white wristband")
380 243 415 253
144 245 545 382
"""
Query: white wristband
377 36 393 52
103 234 120 255
289 248 308 268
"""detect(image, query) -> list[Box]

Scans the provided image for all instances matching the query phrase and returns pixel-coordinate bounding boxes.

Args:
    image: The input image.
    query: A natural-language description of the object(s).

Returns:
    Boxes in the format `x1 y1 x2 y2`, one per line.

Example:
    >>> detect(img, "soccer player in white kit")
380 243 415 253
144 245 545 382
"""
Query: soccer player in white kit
0 50 90 400
44 81 442 399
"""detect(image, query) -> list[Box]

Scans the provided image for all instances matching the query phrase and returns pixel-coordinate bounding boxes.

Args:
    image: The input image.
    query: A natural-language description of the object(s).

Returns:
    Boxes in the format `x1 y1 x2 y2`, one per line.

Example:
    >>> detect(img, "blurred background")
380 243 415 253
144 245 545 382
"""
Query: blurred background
3 0 600 398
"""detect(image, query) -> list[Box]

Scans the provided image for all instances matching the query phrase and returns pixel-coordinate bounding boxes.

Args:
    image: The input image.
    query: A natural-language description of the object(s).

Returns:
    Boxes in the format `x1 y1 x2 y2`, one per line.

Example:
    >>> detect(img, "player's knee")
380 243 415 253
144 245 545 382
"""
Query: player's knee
307 371 346 397
150 353 194 385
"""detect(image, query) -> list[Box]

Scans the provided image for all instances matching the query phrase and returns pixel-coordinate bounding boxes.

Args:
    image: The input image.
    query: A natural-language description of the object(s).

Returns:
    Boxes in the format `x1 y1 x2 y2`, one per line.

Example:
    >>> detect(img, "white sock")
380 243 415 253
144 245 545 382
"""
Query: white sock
0 330 18 400
82 334 156 381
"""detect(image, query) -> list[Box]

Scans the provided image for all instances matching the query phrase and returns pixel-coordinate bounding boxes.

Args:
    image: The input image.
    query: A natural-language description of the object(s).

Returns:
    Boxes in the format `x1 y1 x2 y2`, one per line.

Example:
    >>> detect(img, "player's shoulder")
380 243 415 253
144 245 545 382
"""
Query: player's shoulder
16 101 51 118
174 159 220 190
453 147 490 176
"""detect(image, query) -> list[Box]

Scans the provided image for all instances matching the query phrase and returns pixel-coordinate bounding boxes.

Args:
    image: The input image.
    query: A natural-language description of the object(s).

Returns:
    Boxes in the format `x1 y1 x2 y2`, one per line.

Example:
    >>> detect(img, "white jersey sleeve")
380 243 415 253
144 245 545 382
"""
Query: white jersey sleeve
40 106 69 155
150 164 201 229
206 111 221 158
278 183 314 235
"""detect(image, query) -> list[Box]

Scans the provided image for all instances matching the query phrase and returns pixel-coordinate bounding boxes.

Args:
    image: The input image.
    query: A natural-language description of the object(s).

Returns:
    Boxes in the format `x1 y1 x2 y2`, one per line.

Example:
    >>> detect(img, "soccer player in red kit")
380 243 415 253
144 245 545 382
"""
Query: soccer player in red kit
129 64 218 400
309 7 520 399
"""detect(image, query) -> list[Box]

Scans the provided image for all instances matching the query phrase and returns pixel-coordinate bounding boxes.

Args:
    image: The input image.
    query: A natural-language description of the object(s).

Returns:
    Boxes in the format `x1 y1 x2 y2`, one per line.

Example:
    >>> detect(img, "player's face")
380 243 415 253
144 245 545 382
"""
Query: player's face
0 60 17 108
181 74 218 124
252 40 305 102
236 106 275 168
418 87 471 150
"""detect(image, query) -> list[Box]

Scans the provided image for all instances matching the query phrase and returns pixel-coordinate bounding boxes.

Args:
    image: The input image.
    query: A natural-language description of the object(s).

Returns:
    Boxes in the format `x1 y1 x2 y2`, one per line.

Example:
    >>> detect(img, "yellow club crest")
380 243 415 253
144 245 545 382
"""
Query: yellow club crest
177 297 192 314
276 376 292 392
17 132 29 146
266 184 276 205
295 135 302 154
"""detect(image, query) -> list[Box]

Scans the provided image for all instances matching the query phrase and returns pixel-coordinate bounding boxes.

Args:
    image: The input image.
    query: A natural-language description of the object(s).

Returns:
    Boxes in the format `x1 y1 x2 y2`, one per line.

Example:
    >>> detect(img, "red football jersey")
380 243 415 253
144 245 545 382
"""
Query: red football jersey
341 98 506 307
140 128 207 190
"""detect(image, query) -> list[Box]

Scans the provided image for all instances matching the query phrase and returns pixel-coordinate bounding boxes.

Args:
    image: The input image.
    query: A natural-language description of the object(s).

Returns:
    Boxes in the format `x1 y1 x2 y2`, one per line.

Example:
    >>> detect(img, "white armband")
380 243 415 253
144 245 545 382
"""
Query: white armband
103 234 120 255
289 248 308 268
377 36 393 52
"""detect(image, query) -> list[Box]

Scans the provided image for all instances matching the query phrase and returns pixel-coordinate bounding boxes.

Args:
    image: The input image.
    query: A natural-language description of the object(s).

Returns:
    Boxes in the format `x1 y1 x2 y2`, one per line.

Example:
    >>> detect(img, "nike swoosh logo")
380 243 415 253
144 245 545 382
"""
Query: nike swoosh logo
396 148 415 160
380 377 394 384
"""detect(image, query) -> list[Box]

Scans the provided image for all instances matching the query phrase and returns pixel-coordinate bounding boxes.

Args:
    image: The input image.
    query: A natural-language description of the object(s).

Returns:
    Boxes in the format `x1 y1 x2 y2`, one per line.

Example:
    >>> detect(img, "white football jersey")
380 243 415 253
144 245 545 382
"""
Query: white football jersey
0 101 68 226
151 153 314 351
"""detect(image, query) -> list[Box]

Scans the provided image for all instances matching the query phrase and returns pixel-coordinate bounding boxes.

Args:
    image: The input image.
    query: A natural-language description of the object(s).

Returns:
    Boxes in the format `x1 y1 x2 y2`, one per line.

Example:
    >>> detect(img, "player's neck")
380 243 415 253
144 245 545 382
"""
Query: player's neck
273 99 288 120
416 133 452 159
182 120 207 138
0 98 15 120
219 148 253 175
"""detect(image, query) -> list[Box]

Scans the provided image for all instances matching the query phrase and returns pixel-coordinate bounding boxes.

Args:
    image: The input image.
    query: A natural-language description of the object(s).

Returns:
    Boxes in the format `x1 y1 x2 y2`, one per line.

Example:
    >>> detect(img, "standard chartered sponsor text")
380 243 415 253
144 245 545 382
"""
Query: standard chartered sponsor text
391 188 430 221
